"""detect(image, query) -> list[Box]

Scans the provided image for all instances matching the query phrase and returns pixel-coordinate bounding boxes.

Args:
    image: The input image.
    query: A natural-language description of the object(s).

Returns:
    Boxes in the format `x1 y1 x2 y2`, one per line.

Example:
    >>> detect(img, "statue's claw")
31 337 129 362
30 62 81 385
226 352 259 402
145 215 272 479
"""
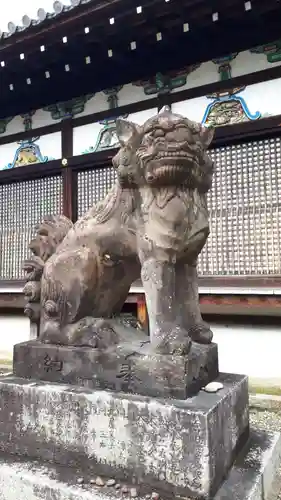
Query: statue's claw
153 326 192 355
188 323 213 344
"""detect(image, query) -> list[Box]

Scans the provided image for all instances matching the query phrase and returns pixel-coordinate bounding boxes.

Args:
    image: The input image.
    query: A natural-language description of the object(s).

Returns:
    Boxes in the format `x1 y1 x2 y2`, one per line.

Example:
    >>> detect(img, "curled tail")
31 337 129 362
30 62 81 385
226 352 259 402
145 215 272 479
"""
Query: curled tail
22 215 73 322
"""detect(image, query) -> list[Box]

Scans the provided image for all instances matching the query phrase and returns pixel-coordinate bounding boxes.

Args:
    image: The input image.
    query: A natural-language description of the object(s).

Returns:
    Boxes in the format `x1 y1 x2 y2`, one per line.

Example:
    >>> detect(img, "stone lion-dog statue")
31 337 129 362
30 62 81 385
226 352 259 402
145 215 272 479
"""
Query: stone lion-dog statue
23 107 215 355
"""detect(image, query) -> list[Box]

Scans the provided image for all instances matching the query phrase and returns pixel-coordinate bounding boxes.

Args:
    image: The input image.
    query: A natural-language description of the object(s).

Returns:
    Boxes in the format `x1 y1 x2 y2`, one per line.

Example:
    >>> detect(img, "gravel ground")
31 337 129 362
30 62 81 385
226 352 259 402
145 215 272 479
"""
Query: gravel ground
250 402 281 499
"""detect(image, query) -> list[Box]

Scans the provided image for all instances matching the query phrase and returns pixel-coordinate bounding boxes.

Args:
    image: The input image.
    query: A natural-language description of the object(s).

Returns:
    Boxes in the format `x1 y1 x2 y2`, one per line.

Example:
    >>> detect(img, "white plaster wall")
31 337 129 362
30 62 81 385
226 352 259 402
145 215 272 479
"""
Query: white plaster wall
76 92 108 118
73 108 158 156
0 314 29 360
211 320 281 386
118 83 153 106
36 132 62 159
128 108 158 124
172 97 208 123
32 108 56 129
73 122 104 156
232 50 281 78
1 116 23 137
242 78 281 118
171 61 219 93
1 108 58 137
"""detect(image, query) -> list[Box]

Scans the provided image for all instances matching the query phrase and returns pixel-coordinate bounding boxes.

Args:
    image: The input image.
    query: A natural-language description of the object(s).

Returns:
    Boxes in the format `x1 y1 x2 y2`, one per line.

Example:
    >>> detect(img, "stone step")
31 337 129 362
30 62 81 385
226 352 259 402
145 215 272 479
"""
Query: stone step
0 429 279 500
0 453 147 500
215 429 281 500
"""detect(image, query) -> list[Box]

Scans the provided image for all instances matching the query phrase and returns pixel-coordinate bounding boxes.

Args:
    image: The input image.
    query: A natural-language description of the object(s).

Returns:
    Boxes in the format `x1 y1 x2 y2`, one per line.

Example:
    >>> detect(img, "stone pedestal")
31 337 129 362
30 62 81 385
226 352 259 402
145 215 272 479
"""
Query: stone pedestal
13 339 219 399
0 372 248 498
0 429 279 500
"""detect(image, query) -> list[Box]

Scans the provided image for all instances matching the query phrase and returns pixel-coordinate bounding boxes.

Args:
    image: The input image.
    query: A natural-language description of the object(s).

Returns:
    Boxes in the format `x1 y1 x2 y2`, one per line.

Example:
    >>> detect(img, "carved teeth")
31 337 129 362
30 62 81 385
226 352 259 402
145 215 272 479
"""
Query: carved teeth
155 151 191 159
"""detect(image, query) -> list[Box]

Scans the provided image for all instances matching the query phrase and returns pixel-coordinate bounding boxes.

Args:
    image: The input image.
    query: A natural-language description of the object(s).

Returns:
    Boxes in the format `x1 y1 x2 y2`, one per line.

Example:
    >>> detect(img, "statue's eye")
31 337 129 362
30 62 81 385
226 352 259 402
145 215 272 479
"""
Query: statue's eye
154 128 165 138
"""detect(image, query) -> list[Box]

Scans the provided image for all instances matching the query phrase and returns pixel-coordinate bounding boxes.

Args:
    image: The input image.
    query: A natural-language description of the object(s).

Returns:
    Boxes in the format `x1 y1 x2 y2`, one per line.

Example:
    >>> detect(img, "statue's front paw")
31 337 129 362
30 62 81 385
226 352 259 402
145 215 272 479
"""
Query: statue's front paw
154 327 192 355
67 317 120 348
188 322 213 344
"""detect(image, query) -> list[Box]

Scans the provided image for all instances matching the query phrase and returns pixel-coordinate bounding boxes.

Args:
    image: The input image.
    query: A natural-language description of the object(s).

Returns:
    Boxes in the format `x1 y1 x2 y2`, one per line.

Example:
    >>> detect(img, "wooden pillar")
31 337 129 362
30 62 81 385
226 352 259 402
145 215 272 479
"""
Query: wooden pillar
137 294 149 335
61 119 77 221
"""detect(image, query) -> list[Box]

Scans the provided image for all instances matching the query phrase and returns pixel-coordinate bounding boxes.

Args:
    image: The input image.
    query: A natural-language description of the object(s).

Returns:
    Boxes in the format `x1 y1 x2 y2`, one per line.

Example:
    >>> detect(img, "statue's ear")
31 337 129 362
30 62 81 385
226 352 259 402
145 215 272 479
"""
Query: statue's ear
200 125 215 147
116 119 142 147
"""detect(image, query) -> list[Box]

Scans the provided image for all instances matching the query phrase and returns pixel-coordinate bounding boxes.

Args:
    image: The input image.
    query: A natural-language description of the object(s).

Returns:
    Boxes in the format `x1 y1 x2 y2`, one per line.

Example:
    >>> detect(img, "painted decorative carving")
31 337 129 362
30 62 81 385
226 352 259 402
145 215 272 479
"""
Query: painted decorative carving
44 94 94 120
212 54 238 81
23 107 215 357
103 86 123 109
21 111 36 132
82 116 129 154
4 137 51 170
83 87 126 154
202 87 261 127
134 66 200 96
250 40 281 63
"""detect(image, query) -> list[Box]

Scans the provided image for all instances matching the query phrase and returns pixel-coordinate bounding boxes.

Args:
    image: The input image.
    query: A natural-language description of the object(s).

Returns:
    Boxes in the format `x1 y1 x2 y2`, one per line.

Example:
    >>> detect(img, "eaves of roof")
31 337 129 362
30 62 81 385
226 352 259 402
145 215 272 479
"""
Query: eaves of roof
0 0 92 42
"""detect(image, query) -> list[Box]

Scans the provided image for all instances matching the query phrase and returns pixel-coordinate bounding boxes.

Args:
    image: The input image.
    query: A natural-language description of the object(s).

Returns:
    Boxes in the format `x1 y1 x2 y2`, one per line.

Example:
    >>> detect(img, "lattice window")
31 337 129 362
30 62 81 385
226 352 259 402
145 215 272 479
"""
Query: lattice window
0 176 62 280
77 167 117 217
198 137 281 275
77 138 281 277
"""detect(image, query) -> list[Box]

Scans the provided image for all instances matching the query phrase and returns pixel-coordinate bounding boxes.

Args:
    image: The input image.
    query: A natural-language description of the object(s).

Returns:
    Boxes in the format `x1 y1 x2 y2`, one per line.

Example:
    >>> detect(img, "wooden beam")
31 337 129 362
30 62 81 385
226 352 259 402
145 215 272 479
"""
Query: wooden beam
169 65 281 107
3 10 281 119
61 119 76 221
1 60 281 142
0 293 25 309
198 276 281 289
0 158 62 183
0 122 62 146
0 97 158 145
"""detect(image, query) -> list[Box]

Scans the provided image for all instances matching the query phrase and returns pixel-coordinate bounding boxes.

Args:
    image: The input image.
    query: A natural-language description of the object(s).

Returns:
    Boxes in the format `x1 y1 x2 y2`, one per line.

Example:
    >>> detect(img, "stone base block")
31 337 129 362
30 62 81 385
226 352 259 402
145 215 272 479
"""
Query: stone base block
215 430 281 500
13 338 218 399
0 430 279 500
0 373 248 498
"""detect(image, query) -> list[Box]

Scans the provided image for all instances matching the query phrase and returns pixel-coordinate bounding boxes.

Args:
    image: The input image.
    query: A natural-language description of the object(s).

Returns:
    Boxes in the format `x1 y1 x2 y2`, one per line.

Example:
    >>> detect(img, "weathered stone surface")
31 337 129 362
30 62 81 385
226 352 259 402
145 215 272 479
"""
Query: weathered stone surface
0 373 248 498
13 336 219 399
215 430 281 500
23 108 215 355
0 429 278 500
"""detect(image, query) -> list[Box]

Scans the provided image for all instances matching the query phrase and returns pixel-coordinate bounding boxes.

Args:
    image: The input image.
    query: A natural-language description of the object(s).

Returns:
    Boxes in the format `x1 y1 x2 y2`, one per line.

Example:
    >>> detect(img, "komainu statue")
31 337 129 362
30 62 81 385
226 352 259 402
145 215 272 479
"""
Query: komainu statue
23 107 215 356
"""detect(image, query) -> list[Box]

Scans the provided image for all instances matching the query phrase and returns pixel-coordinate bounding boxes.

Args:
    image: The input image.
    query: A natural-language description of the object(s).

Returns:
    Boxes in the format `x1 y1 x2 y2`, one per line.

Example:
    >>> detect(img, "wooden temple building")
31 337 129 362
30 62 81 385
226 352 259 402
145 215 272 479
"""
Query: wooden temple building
1 0 281 384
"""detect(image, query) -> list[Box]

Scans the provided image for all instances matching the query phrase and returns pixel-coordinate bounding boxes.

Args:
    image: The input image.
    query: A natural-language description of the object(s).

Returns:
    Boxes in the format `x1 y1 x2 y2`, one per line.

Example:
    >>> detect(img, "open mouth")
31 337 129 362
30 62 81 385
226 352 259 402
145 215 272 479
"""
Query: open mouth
151 146 198 165
154 150 193 160
146 163 196 184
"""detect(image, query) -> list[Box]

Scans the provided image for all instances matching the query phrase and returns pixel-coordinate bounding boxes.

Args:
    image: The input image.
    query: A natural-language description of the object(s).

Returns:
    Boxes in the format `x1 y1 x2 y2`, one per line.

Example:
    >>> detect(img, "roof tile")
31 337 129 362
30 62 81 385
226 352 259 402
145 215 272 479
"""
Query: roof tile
0 0 92 41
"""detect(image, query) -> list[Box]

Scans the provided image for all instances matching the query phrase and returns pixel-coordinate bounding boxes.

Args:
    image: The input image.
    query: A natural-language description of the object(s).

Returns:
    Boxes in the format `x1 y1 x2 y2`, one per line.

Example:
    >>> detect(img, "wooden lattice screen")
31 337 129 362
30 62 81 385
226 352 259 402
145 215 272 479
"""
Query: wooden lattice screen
0 175 63 279
77 167 117 218
77 136 281 276
198 136 281 275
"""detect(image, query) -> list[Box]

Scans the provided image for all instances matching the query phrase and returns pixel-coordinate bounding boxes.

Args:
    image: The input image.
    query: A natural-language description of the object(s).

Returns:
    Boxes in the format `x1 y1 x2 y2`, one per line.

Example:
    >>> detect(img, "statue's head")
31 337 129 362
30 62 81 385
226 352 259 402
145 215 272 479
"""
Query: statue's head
113 106 215 191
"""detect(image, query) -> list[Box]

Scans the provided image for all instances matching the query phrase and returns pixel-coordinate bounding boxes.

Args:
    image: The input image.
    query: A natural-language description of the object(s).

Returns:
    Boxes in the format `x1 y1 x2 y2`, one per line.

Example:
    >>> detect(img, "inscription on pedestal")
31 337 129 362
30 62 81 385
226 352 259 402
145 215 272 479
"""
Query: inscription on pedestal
43 354 63 373
14 338 219 399
0 373 249 499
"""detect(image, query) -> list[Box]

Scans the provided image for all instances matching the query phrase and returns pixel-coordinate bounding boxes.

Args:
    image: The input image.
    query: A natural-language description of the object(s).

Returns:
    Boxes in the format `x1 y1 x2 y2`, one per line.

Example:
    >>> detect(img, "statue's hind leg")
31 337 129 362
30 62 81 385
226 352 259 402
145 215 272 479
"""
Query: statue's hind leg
175 262 213 344
40 236 140 348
